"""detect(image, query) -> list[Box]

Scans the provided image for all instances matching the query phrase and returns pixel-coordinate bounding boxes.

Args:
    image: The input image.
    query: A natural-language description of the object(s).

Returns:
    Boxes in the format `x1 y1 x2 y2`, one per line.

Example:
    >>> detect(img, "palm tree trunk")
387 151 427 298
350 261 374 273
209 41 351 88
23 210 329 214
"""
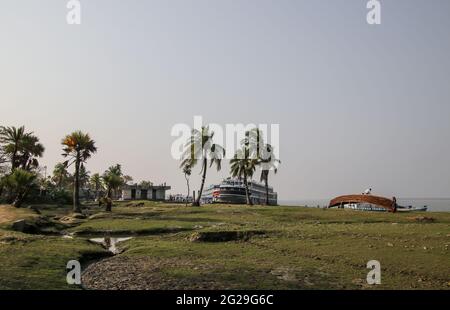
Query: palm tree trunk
73 155 81 213
11 146 18 171
13 188 29 208
185 174 190 207
243 171 252 205
265 174 269 205
193 159 207 206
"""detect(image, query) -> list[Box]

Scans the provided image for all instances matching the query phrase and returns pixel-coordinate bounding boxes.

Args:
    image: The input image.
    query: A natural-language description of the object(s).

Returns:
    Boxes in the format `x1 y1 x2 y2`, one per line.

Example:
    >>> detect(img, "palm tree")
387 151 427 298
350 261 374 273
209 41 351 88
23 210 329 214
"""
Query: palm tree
104 164 124 198
259 144 280 205
230 147 258 205
90 173 103 201
102 170 123 212
78 165 90 188
243 128 264 160
52 162 70 190
139 180 153 188
0 126 27 171
182 164 192 206
3 168 37 208
78 165 90 199
61 131 97 213
123 175 133 185
18 134 45 171
180 126 225 206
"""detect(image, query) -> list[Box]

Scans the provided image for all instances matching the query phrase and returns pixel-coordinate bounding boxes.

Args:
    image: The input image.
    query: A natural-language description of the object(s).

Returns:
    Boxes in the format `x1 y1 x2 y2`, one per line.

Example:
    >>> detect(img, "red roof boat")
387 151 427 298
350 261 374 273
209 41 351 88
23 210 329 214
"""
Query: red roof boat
329 194 396 212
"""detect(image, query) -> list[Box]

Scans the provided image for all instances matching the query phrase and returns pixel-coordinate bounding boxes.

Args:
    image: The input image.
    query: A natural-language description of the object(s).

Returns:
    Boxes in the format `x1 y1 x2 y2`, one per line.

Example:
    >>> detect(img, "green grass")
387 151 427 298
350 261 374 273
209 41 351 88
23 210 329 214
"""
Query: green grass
0 201 449 289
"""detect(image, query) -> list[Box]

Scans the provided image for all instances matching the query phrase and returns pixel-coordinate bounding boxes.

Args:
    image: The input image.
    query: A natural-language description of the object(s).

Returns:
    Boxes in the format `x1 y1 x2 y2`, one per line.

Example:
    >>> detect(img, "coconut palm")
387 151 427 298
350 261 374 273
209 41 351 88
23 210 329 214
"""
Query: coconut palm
139 180 153 188
242 128 265 160
3 168 37 208
52 162 70 190
102 170 123 212
230 147 259 205
17 134 45 171
104 164 125 198
78 165 90 188
182 164 192 206
180 126 225 206
0 126 27 170
106 164 123 176
61 131 97 213
123 175 133 185
0 126 44 172
89 173 103 201
259 144 280 205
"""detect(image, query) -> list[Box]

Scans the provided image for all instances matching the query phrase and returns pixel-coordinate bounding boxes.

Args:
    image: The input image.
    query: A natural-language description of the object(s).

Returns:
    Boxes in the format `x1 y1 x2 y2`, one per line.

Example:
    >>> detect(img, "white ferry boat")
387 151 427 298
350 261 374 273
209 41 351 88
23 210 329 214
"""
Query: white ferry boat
201 178 278 205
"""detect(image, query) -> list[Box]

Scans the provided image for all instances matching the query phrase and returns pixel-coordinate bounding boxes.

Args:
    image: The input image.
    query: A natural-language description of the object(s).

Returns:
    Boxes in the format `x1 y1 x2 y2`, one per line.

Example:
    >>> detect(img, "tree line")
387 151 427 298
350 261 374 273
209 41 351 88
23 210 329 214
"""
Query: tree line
0 126 151 212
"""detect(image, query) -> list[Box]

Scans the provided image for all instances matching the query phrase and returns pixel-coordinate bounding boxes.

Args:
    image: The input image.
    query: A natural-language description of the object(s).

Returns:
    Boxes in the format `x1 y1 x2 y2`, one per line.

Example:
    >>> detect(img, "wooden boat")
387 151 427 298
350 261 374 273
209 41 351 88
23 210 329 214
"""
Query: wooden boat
329 194 396 212
328 194 428 212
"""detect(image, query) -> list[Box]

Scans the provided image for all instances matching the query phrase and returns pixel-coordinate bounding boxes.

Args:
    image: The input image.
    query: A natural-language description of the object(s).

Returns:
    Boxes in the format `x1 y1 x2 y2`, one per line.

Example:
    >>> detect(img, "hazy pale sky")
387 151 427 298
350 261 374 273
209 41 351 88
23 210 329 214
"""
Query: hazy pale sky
1 0 450 200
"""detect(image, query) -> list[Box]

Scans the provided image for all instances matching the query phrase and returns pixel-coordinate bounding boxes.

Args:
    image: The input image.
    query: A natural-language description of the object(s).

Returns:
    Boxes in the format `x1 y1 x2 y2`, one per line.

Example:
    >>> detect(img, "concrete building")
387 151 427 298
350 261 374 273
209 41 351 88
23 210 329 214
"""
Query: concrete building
121 183 171 201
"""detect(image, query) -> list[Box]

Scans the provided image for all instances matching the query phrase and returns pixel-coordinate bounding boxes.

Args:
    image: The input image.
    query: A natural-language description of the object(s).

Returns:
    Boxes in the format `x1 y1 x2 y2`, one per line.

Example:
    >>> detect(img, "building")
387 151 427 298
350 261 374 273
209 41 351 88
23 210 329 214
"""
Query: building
121 183 171 201
202 178 278 205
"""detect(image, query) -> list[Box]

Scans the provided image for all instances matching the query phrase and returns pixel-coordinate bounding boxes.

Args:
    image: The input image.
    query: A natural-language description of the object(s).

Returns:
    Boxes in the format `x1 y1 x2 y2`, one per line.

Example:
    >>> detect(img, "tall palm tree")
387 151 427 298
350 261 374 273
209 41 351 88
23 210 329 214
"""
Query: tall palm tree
90 173 103 201
260 144 280 205
61 131 97 213
182 164 192 206
230 147 258 205
180 126 225 206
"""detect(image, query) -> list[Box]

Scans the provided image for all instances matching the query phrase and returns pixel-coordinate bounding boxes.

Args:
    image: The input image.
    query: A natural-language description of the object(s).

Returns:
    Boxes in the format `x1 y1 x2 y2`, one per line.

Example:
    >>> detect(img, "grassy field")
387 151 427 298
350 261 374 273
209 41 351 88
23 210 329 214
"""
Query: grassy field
0 202 449 290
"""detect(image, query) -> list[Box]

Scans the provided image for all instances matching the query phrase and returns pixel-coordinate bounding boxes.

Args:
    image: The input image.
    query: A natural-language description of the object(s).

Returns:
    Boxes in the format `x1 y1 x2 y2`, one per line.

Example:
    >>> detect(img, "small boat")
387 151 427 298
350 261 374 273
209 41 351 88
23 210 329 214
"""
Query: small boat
396 205 428 212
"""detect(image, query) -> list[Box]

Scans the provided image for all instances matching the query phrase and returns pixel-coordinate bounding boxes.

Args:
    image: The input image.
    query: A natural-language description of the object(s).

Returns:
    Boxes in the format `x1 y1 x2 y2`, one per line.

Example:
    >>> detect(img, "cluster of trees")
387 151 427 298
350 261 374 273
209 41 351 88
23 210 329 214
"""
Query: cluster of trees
0 126 45 207
180 126 280 206
0 126 137 213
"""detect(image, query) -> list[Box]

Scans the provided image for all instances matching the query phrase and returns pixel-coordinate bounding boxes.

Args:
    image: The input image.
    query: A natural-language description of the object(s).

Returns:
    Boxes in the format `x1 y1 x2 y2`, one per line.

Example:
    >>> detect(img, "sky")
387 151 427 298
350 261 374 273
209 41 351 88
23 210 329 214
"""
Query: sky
1 0 450 200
